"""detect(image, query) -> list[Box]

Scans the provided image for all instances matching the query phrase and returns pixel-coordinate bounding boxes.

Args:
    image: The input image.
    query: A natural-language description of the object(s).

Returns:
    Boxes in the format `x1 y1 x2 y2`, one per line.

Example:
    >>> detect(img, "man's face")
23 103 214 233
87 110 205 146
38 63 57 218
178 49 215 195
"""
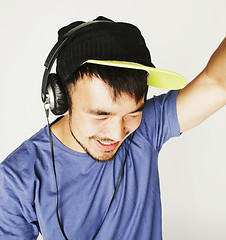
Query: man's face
67 75 145 162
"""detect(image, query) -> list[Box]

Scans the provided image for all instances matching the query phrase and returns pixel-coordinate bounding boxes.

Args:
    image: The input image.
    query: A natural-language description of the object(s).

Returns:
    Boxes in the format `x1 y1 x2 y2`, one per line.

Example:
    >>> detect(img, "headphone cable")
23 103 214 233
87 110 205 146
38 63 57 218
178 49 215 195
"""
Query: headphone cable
91 131 134 240
45 108 69 240
45 105 134 240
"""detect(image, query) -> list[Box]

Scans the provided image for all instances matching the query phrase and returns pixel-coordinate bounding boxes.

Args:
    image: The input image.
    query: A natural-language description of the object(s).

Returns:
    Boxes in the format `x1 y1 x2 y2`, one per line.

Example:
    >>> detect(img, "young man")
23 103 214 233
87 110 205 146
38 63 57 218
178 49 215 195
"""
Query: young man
0 16 225 240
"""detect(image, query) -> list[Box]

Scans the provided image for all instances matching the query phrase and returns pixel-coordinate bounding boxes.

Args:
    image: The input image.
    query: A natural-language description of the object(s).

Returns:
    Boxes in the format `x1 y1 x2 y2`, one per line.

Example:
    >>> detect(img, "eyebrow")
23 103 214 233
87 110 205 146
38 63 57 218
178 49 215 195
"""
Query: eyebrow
88 103 146 116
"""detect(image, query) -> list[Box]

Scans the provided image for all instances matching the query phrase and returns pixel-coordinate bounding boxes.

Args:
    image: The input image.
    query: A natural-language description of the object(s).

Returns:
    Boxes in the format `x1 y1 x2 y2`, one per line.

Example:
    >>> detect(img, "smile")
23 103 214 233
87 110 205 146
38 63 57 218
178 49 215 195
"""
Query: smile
94 139 119 151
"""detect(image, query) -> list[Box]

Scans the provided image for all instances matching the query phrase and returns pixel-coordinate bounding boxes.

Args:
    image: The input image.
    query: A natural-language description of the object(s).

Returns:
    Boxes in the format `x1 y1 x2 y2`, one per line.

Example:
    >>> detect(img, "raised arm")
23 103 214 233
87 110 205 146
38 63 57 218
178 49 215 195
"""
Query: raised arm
177 37 226 133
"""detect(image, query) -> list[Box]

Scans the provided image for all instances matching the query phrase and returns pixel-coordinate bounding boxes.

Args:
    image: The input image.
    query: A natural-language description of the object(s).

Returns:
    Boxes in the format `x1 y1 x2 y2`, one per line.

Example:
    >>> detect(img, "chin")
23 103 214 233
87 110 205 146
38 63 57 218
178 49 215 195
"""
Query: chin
90 151 116 163
94 156 115 163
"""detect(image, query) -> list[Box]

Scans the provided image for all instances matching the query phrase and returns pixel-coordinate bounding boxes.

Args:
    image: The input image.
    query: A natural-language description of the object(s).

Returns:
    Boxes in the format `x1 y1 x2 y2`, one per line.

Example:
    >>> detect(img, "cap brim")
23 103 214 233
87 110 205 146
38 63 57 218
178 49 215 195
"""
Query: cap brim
85 60 187 90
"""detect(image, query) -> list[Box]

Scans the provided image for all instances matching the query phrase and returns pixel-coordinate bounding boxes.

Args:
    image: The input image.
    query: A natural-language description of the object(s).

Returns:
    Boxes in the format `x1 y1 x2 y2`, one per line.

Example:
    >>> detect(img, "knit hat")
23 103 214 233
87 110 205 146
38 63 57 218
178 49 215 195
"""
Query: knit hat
56 16 186 90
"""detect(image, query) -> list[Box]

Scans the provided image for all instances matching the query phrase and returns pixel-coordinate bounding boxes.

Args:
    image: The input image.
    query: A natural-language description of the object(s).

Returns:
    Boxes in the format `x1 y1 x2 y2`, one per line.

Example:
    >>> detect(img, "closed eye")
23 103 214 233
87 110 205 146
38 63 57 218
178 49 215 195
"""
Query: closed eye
126 111 142 119
93 116 108 121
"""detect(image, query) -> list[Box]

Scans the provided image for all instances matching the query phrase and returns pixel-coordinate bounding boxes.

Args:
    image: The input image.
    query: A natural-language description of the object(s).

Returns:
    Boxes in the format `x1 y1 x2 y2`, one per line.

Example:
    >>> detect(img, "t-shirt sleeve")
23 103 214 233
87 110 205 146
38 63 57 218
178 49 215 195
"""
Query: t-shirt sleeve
138 90 181 152
0 163 39 239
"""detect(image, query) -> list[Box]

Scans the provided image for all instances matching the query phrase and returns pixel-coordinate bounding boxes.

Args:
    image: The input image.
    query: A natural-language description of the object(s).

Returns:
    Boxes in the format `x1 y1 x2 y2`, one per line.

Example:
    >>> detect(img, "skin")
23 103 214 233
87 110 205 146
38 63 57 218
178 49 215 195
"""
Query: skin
52 38 226 161
177 37 226 132
51 75 145 162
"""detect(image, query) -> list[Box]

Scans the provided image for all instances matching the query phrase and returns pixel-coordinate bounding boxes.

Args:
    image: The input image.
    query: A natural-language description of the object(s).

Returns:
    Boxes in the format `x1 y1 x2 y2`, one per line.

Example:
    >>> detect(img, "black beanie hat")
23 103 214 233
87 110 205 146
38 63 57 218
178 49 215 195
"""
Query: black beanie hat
56 16 154 83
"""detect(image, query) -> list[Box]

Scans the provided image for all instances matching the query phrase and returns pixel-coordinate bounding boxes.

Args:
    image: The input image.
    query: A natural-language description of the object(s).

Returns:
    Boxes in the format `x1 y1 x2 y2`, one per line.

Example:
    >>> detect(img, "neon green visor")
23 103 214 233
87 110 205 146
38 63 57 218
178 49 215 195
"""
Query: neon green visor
86 60 187 90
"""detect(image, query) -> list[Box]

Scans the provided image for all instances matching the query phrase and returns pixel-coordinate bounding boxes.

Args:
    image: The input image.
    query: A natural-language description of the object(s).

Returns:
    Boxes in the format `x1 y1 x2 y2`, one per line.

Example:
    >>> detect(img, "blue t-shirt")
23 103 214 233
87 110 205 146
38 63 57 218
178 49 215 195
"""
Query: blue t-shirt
0 90 180 240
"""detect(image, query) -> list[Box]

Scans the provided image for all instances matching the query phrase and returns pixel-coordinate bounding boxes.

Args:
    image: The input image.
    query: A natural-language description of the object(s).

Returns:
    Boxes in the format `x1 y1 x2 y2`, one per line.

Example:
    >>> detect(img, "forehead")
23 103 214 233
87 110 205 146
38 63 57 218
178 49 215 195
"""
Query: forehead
69 75 144 112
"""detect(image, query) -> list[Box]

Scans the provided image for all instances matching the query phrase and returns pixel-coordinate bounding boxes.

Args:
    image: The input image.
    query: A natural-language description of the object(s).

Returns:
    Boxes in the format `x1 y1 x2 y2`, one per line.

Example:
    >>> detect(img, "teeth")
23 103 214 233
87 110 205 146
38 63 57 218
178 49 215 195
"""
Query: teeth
98 140 114 145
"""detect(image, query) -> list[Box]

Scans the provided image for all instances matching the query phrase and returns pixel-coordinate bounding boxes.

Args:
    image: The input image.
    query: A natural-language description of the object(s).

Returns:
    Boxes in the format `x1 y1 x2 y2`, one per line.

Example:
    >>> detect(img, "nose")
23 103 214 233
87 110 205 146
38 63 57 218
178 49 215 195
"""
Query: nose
105 118 127 141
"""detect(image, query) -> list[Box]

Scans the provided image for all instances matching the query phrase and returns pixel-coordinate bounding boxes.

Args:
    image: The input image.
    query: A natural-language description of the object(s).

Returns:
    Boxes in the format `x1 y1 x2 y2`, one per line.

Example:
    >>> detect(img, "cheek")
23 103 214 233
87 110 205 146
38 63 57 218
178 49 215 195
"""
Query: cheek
125 115 142 131
71 110 105 137
81 119 105 137
69 111 93 137
128 116 142 131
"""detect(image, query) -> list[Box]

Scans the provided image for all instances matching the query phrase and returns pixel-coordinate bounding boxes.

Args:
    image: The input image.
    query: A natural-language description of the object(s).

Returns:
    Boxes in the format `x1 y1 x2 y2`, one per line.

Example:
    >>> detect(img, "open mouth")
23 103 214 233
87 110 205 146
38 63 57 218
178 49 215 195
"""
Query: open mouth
94 139 119 151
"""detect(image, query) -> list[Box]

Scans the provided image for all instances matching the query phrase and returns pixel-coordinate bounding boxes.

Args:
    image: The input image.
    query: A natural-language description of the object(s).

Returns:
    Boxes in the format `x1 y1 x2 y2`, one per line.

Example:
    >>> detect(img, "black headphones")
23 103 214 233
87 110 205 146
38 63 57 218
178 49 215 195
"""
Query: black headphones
41 20 111 115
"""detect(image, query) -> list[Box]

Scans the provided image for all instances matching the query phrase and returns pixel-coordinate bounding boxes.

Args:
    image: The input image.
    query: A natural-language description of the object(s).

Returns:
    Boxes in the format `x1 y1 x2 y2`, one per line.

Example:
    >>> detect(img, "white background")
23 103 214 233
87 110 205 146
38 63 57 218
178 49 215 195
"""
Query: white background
0 0 225 239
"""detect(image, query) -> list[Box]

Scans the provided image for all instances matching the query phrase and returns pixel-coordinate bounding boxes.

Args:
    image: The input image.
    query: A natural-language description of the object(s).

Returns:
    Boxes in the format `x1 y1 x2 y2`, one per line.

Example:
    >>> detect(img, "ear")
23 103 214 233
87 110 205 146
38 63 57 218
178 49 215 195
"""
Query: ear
47 74 68 115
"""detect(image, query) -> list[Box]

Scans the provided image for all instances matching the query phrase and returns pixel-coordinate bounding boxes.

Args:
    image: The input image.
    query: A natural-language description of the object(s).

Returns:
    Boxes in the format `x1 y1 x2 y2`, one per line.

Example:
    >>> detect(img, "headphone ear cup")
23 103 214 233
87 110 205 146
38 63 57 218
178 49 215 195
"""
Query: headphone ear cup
47 74 68 115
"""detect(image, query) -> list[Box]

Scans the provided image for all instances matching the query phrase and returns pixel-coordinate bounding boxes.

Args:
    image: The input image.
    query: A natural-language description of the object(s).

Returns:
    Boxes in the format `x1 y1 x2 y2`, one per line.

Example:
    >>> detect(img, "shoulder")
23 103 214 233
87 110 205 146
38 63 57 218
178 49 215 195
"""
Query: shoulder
141 90 179 128
0 126 50 202
144 90 179 113
2 126 49 168
136 90 180 150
